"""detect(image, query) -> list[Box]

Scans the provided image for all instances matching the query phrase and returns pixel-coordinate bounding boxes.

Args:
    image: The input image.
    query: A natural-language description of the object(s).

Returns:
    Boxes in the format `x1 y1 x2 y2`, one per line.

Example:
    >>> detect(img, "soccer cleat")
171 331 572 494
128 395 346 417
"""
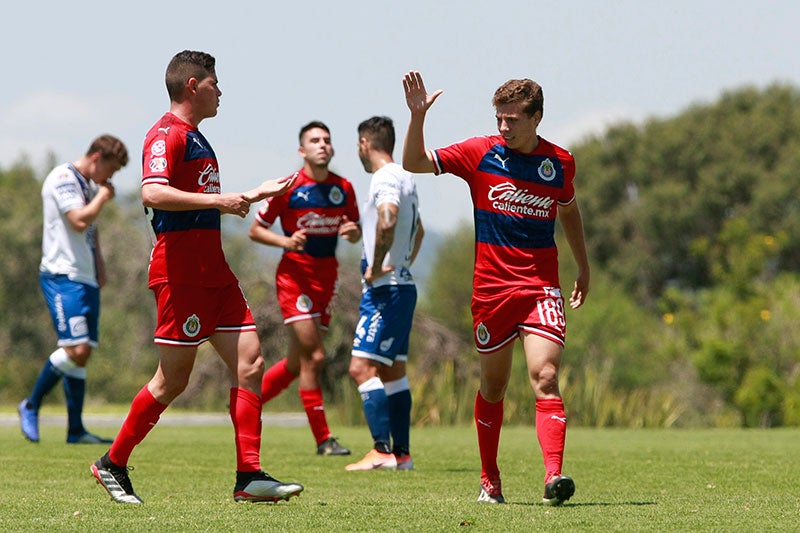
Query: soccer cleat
477 477 505 504
345 449 398 471
18 400 39 443
542 475 575 506
233 471 304 503
395 454 414 471
316 436 351 456
90 452 143 504
67 431 114 444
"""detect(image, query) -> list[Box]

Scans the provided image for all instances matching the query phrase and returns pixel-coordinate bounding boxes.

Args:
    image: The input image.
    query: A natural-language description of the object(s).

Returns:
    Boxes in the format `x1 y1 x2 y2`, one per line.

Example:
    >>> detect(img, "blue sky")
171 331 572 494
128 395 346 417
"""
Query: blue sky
2 0 798 232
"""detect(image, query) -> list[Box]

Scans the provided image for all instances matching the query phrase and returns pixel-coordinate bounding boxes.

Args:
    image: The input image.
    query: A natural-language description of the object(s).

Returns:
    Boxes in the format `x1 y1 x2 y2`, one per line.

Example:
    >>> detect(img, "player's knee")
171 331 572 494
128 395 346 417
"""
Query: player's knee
240 354 265 381
65 344 92 366
532 366 560 395
349 358 376 383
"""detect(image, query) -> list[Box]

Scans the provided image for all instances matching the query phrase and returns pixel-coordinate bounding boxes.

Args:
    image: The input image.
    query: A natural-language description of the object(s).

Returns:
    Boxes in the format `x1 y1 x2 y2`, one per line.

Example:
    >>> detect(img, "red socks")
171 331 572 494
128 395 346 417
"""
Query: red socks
261 357 298 403
230 388 263 472
536 397 567 480
474 391 503 482
299 387 331 445
109 385 167 466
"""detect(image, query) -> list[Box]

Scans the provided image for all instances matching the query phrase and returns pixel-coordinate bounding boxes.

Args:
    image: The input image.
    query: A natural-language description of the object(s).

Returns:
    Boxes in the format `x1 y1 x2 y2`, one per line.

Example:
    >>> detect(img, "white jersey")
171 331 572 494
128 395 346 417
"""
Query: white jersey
361 162 421 288
40 163 99 287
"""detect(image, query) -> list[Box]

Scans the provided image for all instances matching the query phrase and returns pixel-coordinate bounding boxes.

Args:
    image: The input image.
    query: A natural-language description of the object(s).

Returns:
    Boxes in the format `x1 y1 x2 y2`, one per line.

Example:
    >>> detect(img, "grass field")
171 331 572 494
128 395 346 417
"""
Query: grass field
1 413 798 532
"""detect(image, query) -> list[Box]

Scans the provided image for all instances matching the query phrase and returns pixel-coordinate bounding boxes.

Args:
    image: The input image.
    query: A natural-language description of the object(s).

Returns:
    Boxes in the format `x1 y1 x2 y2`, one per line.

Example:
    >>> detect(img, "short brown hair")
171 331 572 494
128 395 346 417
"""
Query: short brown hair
165 50 216 101
492 79 544 117
298 120 330 144
87 134 128 167
358 116 395 154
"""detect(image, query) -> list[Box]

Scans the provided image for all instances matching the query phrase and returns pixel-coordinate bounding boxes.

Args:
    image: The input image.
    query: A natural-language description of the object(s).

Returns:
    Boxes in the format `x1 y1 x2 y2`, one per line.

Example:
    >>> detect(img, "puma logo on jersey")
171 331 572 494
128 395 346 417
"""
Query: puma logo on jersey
493 153 510 169
550 415 567 424
296 191 310 201
158 127 170 135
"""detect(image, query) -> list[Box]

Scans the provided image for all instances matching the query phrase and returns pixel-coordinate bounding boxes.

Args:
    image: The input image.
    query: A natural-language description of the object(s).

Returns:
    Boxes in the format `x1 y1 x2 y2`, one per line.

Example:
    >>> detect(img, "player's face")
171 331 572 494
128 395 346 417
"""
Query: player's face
299 127 334 168
194 72 221 119
495 102 542 153
88 155 122 184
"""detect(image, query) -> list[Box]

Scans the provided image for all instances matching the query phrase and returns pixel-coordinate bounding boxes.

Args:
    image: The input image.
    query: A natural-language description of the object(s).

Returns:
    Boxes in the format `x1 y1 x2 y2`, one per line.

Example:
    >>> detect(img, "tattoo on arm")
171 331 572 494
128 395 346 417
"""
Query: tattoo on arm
373 205 397 267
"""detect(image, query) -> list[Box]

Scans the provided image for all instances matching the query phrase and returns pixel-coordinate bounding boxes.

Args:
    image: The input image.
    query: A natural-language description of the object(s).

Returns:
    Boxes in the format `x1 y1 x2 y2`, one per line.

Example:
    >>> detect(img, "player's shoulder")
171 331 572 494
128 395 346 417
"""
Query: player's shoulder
327 171 355 189
145 113 188 143
537 136 574 161
43 163 76 186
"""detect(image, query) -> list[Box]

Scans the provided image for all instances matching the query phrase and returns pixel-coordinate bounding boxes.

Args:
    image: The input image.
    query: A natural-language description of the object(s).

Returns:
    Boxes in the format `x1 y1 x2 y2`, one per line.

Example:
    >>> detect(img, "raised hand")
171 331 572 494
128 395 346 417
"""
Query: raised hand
403 71 443 115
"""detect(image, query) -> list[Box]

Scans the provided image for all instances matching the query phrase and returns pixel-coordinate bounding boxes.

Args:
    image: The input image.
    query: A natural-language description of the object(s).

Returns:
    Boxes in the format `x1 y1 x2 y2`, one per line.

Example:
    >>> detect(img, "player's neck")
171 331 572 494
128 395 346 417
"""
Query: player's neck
304 162 330 183
370 154 393 173
170 103 202 128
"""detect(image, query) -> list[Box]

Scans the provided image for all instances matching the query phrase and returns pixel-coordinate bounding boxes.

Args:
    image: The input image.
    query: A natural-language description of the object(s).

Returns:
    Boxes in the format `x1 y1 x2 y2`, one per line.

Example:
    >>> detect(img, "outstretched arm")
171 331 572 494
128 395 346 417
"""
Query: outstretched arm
402 71 442 174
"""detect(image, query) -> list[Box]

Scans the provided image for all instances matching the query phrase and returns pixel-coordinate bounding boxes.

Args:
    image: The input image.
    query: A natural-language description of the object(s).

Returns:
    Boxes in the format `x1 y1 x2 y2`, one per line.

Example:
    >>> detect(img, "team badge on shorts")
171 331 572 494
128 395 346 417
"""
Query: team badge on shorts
296 294 312 313
379 337 395 352
538 158 556 181
182 314 201 337
476 322 491 345
328 186 344 205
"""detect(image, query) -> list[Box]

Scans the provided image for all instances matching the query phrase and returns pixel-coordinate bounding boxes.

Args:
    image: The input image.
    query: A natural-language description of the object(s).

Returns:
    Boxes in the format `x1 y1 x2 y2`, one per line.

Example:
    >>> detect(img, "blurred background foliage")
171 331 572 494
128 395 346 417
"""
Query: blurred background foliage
2 83 800 428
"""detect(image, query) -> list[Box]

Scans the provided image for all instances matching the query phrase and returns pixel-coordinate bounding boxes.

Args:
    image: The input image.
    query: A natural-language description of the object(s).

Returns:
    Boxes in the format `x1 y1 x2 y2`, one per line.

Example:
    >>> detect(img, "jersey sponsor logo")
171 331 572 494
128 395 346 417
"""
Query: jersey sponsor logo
538 158 556 181
55 182 82 203
328 185 344 205
158 127 170 135
296 211 341 235
476 322 490 345
197 163 221 193
149 157 168 172
182 314 201 337
151 140 166 156
493 153 510 169
487 181 555 217
296 294 312 313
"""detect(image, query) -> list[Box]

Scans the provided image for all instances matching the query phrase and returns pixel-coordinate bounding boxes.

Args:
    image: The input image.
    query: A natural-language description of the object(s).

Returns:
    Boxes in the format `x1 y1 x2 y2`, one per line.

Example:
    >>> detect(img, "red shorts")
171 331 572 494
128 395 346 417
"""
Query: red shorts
151 282 256 346
472 285 566 353
275 259 338 328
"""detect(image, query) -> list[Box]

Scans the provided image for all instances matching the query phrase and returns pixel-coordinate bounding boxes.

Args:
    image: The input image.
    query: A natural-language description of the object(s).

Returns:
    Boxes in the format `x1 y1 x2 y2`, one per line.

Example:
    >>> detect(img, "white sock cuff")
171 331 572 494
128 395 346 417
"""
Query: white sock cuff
49 348 78 373
64 366 87 379
384 376 410 396
358 376 385 393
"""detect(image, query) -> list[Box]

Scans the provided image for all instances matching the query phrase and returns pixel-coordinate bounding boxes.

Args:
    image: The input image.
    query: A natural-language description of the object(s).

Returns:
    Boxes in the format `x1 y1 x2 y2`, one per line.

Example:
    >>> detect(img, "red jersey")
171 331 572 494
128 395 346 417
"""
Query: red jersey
254 168 360 272
142 112 236 288
432 134 575 295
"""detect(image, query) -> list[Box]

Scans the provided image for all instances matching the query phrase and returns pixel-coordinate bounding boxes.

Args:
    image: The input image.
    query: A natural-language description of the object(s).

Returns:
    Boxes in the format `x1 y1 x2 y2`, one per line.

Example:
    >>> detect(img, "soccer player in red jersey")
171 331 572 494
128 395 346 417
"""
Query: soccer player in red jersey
402 71 590 506
90 50 303 504
249 121 361 456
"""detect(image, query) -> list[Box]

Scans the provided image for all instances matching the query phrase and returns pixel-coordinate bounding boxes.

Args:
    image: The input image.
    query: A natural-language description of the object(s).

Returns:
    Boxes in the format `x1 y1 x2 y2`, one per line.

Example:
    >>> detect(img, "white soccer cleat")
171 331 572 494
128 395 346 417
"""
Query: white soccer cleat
233 471 304 503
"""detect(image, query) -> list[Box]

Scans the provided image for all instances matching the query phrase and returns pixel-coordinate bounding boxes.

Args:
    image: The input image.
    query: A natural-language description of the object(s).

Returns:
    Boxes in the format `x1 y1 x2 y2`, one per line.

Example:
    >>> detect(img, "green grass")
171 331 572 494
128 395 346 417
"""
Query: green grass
1 419 798 532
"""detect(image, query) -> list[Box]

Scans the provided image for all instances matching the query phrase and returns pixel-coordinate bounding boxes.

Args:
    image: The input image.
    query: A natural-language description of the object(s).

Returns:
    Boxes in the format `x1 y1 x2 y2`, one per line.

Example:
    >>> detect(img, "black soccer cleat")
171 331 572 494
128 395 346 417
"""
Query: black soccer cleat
316 436 351 456
543 475 575 506
90 452 143 504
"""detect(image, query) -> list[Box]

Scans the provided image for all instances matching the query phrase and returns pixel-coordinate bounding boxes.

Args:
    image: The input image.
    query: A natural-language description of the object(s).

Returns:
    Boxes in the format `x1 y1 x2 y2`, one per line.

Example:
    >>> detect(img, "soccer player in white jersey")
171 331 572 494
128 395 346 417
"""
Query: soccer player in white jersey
346 116 424 471
19 135 128 444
